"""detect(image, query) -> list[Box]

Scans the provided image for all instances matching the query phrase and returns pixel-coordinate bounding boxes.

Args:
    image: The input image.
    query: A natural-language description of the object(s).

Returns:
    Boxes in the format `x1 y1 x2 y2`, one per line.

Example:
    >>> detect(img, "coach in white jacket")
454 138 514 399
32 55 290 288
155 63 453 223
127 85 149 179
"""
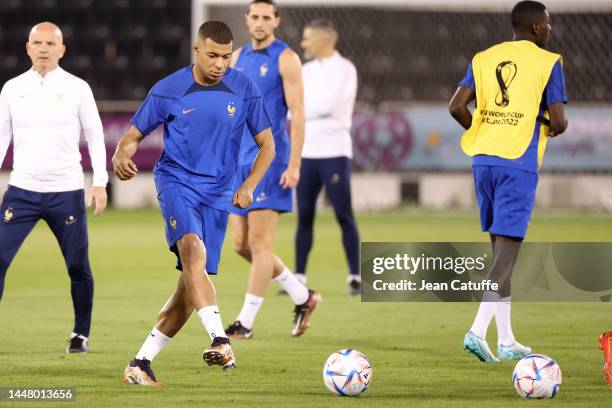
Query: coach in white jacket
295 19 361 295
0 22 107 353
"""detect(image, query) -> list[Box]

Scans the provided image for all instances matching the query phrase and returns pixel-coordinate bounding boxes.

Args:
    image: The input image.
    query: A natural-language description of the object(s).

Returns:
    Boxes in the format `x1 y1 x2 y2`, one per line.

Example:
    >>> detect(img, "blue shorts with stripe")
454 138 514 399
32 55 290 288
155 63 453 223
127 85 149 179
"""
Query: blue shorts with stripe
156 182 229 275
473 165 538 240
229 162 293 216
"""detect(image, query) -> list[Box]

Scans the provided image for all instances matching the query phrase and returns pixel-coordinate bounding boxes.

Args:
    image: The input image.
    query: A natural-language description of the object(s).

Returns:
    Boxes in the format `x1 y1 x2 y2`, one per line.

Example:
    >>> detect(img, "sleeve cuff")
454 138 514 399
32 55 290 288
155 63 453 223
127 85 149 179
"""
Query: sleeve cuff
92 173 109 187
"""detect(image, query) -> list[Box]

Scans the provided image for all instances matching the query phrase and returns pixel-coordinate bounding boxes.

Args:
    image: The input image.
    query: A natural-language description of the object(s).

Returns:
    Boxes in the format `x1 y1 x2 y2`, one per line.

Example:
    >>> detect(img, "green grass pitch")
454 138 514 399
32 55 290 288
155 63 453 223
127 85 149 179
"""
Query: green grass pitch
1 209 611 407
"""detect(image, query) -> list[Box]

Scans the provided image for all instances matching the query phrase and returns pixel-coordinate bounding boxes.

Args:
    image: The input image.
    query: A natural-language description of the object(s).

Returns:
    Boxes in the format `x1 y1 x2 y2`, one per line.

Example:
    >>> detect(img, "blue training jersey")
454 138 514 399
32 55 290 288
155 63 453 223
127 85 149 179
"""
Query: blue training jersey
130 65 271 211
460 59 568 173
234 39 290 166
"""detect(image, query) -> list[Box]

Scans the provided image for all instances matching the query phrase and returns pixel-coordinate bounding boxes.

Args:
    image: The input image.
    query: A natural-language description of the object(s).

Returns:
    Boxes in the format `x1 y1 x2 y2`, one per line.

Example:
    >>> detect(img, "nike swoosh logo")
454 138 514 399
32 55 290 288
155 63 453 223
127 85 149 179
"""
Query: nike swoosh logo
182 108 197 114
65 219 77 225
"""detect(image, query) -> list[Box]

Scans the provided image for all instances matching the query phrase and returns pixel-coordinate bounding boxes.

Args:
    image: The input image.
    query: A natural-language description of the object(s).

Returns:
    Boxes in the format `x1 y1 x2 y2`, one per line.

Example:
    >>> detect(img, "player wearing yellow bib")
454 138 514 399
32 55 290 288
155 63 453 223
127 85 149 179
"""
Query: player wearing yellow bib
449 0 568 363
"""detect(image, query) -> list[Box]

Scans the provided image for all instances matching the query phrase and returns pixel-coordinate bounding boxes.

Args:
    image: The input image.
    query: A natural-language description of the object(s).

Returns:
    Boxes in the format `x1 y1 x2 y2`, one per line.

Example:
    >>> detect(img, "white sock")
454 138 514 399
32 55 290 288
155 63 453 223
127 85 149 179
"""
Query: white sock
495 297 516 346
469 291 500 339
70 332 88 341
274 268 309 305
135 327 171 361
236 293 264 330
347 275 361 283
197 305 227 341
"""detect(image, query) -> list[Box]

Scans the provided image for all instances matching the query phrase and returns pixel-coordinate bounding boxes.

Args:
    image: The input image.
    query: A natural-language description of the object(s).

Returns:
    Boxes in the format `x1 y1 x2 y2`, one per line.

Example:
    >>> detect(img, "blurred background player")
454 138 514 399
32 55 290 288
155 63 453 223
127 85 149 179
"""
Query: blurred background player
0 22 108 353
295 19 360 295
225 0 321 339
449 0 568 362
115 21 275 385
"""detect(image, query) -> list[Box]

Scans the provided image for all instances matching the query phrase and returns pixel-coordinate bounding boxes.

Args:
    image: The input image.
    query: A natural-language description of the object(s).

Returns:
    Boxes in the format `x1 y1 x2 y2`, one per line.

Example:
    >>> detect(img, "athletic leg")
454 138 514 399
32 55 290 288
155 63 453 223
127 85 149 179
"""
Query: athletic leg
0 186 41 301
229 210 314 337
163 189 232 364
320 157 360 292
124 277 190 386
230 210 279 332
231 213 292 278
464 166 499 362
43 190 93 344
295 158 323 277
489 168 537 359
127 275 193 386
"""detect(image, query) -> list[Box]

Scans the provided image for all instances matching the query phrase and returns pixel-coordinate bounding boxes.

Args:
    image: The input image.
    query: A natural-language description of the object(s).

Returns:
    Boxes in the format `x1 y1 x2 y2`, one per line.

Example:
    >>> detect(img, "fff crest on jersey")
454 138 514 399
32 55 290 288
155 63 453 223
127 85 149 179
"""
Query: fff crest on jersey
169 217 177 230
260 63 268 77
227 101 236 118
3 207 13 222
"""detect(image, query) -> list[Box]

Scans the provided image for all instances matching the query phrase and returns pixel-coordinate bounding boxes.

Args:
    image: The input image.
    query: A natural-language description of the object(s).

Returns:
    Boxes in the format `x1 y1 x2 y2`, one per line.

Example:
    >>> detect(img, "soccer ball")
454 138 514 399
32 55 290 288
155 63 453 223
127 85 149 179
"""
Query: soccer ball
513 354 562 399
323 349 372 396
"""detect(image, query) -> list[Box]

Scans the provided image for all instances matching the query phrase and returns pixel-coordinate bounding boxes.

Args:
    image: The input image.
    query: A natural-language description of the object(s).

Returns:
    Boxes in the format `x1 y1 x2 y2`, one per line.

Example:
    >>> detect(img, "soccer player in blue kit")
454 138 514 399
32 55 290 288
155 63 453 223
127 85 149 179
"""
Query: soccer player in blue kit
112 21 275 386
224 0 321 339
449 1 568 363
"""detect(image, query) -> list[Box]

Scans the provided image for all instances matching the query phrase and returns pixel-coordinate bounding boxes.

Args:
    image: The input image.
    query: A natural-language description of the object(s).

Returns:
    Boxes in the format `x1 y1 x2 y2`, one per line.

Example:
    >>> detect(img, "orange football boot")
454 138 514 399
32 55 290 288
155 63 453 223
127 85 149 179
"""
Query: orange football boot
598 331 612 385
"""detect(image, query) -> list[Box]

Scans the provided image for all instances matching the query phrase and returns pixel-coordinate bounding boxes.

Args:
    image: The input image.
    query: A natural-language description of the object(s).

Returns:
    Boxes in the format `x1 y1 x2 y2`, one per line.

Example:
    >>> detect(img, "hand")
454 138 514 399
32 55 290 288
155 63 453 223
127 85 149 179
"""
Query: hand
112 153 138 180
86 186 107 216
232 184 254 209
279 165 300 189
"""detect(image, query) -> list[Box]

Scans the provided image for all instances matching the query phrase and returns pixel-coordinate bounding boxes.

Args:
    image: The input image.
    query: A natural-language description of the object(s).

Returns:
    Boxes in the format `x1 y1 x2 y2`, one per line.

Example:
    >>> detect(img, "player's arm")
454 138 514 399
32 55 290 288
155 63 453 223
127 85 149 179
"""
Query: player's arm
0 85 13 170
230 47 242 68
79 83 108 215
449 86 476 130
112 126 145 181
278 48 305 189
544 60 569 137
114 87 167 180
233 128 275 209
547 103 567 137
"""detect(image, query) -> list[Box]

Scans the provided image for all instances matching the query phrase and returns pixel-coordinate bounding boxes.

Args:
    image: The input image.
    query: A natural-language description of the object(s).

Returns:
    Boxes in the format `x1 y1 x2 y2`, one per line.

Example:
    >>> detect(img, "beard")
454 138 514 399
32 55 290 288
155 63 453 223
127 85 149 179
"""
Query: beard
252 30 271 43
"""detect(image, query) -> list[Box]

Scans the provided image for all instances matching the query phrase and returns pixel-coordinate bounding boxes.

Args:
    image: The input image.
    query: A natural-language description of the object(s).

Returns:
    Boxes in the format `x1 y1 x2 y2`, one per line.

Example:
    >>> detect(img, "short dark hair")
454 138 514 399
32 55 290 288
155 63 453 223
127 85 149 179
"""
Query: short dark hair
511 1 547 30
306 18 335 31
198 21 233 44
248 0 279 17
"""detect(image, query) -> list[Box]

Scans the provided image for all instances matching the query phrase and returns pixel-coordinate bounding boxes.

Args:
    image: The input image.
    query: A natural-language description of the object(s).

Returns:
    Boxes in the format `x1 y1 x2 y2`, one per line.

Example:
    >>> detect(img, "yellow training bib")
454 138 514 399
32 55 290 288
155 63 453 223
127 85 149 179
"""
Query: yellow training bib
461 41 561 167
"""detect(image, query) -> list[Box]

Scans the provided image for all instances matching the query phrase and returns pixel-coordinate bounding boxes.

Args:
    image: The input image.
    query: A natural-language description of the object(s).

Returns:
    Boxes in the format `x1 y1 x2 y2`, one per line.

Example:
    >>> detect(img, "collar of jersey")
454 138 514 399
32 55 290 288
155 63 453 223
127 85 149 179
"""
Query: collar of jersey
246 39 279 56
29 65 64 82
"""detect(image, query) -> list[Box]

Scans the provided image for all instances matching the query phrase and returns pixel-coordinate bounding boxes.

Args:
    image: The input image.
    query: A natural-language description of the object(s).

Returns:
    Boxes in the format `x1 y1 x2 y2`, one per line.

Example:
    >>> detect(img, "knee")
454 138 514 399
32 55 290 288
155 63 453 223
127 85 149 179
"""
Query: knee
177 234 206 264
247 232 271 256
498 284 511 299
232 237 252 260
336 211 356 228
66 254 92 281
297 206 316 227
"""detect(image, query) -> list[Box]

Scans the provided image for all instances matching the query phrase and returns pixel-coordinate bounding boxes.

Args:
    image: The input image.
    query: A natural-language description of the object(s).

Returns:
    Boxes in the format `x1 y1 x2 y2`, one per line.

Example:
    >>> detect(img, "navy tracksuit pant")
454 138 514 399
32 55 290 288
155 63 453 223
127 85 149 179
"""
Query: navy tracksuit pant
0 185 93 337
295 157 360 277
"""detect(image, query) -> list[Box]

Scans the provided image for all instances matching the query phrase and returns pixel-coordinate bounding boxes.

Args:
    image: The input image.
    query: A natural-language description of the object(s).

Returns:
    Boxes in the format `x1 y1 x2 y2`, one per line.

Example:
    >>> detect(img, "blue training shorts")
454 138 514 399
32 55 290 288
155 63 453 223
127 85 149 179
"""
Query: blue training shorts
229 162 293 216
157 183 228 275
472 165 538 239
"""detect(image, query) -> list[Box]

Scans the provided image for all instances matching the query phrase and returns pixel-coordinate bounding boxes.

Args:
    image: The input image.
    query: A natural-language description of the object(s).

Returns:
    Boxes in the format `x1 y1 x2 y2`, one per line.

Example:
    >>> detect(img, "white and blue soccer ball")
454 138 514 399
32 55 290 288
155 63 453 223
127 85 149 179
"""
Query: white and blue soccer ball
323 349 372 396
513 354 562 399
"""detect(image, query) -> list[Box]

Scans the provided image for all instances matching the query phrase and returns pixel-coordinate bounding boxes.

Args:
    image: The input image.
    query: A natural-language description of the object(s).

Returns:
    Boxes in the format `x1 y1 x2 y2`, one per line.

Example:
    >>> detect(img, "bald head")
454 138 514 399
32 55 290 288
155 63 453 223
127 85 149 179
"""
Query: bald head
29 22 63 43
26 21 65 76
